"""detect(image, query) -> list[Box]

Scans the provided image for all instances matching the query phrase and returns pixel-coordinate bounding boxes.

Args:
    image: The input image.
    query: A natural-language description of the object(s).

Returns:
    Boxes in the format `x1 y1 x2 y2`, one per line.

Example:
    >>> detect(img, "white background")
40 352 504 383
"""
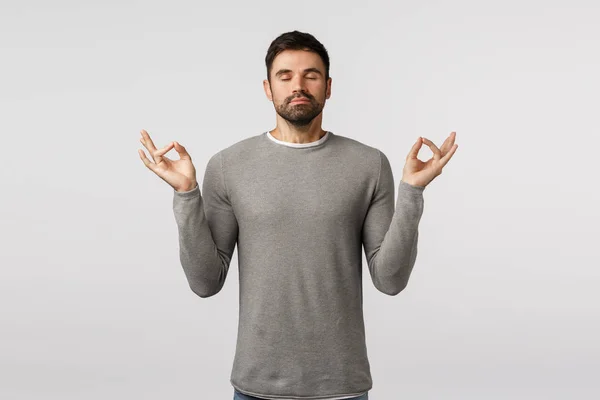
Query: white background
1 0 598 399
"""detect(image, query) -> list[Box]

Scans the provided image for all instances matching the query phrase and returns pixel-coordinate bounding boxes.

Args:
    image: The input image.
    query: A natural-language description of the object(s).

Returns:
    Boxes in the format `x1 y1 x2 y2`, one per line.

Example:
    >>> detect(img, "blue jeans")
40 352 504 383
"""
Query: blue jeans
234 389 369 400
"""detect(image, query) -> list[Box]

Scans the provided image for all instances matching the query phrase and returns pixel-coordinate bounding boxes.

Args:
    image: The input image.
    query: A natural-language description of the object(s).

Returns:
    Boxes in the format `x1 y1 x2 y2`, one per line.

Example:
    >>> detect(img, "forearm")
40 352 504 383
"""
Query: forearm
173 186 232 298
369 181 424 295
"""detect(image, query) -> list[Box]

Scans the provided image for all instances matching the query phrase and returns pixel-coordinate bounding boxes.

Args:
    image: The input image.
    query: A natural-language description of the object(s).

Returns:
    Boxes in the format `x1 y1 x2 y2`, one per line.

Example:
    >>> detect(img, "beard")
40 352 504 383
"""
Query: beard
274 92 325 127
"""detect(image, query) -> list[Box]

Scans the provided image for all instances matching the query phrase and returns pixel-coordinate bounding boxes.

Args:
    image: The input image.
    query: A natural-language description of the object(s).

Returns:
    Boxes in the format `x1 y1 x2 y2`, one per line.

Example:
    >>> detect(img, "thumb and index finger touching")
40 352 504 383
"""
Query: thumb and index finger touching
138 129 191 168
406 133 457 167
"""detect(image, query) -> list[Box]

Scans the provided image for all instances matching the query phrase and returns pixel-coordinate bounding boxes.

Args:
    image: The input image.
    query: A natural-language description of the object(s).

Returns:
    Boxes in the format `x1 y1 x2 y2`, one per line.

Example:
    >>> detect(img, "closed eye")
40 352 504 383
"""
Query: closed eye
280 77 317 81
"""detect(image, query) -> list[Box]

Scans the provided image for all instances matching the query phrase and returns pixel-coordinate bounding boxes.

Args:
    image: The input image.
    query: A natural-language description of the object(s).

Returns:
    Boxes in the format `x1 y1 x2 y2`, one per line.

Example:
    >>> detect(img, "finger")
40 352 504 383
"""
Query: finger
407 137 423 160
138 148 157 172
140 129 158 153
439 131 456 155
173 141 192 161
439 143 458 168
421 137 442 161
153 142 175 164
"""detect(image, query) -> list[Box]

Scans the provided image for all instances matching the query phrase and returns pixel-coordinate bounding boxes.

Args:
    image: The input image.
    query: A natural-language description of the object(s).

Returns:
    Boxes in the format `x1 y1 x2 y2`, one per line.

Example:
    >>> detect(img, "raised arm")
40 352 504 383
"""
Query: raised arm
172 152 239 298
361 150 425 296
362 133 458 295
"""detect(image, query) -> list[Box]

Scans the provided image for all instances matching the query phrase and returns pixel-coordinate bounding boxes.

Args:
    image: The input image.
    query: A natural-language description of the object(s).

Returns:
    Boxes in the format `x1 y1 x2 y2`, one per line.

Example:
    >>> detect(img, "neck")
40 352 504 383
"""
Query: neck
270 116 326 144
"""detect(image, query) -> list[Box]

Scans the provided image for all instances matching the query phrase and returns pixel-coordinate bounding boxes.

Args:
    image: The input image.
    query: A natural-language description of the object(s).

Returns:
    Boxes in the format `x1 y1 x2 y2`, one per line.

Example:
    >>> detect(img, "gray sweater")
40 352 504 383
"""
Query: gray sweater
172 131 425 400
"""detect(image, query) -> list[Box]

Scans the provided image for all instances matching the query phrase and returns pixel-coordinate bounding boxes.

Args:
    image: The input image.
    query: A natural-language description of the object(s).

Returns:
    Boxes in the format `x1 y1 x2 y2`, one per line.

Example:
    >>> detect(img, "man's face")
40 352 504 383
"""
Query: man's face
263 49 332 127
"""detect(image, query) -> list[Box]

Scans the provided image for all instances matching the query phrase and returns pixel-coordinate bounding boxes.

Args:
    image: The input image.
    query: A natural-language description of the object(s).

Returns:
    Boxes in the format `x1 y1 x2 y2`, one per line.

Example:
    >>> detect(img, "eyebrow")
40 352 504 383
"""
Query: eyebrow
275 68 323 77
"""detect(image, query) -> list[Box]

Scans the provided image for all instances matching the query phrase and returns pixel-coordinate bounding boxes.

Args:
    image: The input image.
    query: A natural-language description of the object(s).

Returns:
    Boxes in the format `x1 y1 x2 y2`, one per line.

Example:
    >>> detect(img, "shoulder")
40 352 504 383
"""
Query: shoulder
205 132 265 167
329 132 385 171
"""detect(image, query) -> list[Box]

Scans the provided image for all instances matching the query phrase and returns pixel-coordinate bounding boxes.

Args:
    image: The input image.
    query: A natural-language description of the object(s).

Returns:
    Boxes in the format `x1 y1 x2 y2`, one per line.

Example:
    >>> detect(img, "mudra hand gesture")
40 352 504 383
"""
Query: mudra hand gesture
138 129 198 192
402 131 458 188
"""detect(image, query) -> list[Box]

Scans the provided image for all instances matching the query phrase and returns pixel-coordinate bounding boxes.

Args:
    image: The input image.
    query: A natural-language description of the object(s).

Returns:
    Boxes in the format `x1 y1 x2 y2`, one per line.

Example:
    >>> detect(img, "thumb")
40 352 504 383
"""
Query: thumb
153 142 175 164
173 141 192 160
406 137 422 160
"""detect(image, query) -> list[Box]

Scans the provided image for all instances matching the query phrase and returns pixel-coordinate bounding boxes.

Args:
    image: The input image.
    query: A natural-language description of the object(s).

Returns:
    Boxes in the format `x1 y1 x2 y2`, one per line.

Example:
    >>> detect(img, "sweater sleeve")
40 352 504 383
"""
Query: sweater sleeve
172 151 239 298
361 150 425 296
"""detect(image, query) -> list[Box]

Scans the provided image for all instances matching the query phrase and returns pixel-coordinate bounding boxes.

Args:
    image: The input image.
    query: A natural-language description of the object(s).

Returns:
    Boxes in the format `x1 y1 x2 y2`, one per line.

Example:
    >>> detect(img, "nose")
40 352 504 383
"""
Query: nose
291 75 307 94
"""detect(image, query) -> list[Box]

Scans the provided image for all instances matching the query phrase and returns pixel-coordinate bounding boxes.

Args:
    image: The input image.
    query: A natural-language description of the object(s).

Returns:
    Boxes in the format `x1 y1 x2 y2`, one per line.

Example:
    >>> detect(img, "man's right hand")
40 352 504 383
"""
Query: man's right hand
138 129 198 192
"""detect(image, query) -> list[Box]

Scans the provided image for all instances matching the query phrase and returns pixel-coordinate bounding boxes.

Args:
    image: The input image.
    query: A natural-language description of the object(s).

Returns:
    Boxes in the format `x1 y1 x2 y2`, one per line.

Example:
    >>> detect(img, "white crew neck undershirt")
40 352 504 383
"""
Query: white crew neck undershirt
266 130 330 148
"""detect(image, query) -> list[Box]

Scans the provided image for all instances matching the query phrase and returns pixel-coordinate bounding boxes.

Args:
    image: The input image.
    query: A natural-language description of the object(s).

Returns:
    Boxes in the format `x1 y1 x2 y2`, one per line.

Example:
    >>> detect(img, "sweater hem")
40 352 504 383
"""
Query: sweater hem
231 381 371 400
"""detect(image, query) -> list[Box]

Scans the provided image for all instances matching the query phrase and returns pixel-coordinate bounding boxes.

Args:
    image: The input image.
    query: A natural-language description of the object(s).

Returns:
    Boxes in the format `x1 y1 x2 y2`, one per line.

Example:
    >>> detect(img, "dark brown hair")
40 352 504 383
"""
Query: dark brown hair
265 31 330 83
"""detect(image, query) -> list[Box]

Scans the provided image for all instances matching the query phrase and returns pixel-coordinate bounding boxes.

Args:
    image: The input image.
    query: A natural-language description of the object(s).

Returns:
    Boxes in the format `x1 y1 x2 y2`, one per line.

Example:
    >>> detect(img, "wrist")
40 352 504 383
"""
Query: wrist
176 182 198 192
401 178 425 189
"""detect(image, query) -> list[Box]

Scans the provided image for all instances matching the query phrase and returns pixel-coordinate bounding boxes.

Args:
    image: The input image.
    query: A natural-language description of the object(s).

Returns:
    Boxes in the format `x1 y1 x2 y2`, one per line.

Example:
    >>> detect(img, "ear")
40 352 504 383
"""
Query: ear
263 79 273 101
325 77 332 100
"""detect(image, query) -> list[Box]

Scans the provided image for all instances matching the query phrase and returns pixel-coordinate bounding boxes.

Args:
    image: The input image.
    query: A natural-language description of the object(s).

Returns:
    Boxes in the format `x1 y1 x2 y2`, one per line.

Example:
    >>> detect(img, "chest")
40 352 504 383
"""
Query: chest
228 160 375 231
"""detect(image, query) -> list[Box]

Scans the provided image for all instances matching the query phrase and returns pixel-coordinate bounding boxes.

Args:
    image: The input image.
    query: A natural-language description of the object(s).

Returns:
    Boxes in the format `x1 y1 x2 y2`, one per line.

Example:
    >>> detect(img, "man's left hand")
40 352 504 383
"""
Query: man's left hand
401 131 458 188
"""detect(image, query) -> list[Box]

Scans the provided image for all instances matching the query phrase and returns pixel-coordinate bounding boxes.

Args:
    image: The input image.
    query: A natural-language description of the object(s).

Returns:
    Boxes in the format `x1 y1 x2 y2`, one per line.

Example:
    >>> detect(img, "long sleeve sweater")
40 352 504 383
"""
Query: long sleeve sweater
172 130 425 400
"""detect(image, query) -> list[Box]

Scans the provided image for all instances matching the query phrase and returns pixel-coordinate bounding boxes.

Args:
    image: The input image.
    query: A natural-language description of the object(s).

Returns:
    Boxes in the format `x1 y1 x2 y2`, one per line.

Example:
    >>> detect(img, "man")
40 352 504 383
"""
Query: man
138 30 457 400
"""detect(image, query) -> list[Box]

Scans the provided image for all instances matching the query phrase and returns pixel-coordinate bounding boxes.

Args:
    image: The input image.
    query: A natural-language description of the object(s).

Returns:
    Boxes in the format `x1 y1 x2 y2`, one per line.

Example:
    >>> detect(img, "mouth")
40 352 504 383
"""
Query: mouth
290 98 311 104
